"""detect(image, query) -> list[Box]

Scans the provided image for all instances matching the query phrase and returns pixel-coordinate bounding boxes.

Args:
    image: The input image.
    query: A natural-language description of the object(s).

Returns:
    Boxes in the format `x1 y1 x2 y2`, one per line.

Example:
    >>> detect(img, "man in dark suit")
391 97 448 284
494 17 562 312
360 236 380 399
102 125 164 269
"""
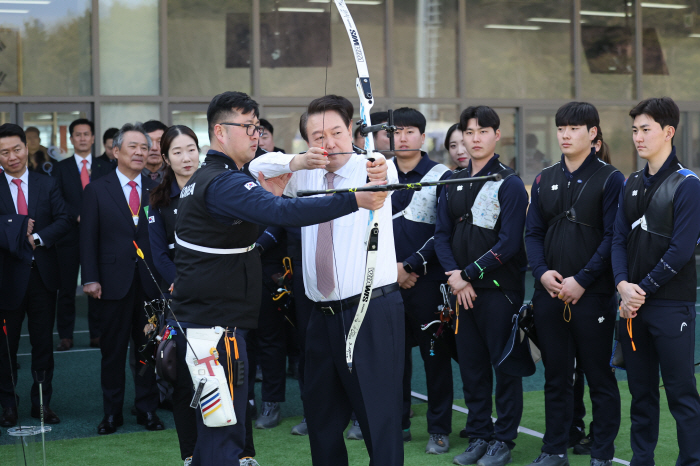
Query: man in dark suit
80 122 164 435
98 127 119 165
54 119 115 351
0 124 71 427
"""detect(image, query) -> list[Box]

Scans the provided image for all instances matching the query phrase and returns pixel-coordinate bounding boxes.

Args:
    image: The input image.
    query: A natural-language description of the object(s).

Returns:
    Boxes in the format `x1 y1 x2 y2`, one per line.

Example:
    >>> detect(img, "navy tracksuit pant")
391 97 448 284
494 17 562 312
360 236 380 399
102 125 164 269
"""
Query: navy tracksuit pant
619 301 700 466
533 289 620 459
173 326 251 465
292 260 313 403
304 290 405 466
401 280 453 434
256 264 288 403
455 288 524 448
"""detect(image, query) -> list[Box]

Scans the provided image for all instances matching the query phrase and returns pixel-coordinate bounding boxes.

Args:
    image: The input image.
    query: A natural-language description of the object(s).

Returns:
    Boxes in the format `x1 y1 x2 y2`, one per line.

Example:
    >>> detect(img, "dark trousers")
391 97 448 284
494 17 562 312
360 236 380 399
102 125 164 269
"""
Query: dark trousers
0 266 56 408
56 241 100 339
572 367 586 434
401 280 453 434
99 271 158 416
533 290 620 459
257 267 287 402
293 260 313 403
456 288 524 448
173 323 255 461
619 302 700 466
304 290 405 466
173 327 249 465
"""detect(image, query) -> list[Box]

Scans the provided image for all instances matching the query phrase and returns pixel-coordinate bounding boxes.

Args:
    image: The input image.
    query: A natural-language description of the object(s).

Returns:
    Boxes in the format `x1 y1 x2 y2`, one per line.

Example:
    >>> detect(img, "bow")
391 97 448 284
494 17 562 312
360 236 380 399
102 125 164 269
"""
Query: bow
329 0 382 373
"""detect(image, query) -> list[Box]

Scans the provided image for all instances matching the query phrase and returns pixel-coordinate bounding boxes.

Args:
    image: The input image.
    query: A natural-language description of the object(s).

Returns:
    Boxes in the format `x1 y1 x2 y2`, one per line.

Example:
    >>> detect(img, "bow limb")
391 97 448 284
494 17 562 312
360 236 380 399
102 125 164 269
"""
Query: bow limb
331 0 384 373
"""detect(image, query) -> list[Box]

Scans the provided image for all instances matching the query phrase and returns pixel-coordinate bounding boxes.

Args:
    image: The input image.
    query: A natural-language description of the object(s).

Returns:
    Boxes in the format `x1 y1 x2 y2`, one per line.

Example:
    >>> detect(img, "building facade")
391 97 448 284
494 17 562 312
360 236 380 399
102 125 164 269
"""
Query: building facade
1 0 699 180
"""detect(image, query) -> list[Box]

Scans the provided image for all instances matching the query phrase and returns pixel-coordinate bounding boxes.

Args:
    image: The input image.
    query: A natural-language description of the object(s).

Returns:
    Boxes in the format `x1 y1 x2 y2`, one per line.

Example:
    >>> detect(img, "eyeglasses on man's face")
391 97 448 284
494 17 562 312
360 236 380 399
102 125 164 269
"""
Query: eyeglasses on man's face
219 122 264 137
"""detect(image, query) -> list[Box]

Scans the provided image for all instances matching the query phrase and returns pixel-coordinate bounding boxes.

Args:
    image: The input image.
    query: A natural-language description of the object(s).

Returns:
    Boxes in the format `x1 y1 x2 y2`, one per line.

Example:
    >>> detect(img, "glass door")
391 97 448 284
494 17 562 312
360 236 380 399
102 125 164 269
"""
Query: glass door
18 103 92 174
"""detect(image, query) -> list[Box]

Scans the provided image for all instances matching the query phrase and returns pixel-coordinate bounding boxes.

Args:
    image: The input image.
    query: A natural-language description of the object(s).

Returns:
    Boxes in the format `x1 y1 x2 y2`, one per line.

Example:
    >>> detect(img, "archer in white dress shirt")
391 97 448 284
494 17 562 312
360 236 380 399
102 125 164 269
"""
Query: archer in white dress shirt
250 151 398 302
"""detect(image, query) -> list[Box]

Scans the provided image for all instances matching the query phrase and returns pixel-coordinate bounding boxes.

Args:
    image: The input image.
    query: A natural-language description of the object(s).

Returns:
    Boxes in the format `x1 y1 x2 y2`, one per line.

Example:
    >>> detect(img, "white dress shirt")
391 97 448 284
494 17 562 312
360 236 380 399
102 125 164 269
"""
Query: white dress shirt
115 168 142 207
5 169 43 246
5 169 28 214
249 152 399 302
74 153 92 172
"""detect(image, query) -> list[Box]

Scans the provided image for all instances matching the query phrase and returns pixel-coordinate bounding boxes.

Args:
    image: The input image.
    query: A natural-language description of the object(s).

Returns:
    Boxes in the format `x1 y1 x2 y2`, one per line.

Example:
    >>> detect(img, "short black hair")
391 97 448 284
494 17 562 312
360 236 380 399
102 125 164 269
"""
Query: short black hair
393 107 426 134
259 118 274 135
459 106 500 132
207 91 260 139
103 127 119 144
69 118 94 137
0 123 26 145
629 97 680 131
25 126 40 136
444 123 460 151
301 94 354 142
555 102 599 130
143 120 168 134
370 111 388 126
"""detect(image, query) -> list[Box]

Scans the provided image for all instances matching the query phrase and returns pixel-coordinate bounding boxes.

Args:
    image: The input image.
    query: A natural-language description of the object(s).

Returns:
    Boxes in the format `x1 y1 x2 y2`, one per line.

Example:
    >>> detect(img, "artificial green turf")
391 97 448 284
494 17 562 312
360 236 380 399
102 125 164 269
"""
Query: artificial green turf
0 378 689 465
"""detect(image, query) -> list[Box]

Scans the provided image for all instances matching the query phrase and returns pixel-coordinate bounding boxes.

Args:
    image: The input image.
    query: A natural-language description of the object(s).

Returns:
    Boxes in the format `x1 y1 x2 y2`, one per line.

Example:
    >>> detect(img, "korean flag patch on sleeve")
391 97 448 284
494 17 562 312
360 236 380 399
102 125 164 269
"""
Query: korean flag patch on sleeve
244 181 257 190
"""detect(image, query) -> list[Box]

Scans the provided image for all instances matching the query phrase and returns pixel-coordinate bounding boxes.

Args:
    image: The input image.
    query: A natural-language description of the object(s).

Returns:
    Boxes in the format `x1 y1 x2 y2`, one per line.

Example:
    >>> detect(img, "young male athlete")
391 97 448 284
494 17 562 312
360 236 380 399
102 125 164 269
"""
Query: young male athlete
434 105 528 466
612 97 700 466
525 102 623 466
388 107 454 453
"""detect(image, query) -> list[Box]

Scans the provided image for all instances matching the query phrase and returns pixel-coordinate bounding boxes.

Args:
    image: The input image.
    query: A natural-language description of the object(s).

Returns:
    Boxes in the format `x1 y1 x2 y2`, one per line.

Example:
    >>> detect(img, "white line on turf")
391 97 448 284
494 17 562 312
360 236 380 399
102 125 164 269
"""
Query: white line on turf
20 330 90 338
17 348 100 357
411 391 631 465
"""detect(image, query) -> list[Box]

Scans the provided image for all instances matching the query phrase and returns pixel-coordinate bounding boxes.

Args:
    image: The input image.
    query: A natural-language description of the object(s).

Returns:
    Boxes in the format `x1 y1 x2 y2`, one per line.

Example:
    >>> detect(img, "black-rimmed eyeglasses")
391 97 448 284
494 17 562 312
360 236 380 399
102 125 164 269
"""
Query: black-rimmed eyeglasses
219 122 264 137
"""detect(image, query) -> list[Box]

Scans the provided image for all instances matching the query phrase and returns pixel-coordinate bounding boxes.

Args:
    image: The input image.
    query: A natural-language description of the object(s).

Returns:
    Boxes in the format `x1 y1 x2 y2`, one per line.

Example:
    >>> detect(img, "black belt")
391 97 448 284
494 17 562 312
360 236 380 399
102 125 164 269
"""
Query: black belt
314 283 400 316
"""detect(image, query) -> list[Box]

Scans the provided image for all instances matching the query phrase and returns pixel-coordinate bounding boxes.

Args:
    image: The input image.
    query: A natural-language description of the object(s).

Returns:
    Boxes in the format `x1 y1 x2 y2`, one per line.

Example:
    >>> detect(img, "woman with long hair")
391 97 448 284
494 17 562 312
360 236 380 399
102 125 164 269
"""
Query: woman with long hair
148 125 199 465
445 123 469 169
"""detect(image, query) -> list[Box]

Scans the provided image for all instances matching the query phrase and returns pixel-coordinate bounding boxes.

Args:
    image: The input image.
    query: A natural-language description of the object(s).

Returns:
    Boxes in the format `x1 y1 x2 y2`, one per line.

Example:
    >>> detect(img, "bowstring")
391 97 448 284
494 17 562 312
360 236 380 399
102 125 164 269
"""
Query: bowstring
323 2 347 333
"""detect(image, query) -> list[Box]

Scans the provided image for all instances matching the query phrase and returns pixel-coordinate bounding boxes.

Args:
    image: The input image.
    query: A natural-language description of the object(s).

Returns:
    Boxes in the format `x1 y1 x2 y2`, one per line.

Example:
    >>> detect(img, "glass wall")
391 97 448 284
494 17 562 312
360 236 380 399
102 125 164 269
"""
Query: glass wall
394 0 457 99
0 0 92 96
259 0 386 98
168 0 251 96
99 103 160 153
580 0 635 100
23 110 88 160
100 0 160 95
642 1 700 100
463 0 573 99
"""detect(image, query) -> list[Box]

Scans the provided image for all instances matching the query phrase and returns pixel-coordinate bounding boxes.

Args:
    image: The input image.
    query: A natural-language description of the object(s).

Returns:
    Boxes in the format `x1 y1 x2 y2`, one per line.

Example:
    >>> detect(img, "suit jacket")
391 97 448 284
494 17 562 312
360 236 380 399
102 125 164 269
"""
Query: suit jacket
0 172 71 310
54 155 115 245
98 153 117 166
80 170 161 301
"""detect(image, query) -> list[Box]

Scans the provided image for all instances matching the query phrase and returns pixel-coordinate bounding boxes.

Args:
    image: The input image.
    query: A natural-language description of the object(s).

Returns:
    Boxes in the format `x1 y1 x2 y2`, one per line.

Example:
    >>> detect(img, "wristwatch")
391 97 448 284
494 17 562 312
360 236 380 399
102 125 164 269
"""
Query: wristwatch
32 233 41 247
402 261 413 274
460 269 470 282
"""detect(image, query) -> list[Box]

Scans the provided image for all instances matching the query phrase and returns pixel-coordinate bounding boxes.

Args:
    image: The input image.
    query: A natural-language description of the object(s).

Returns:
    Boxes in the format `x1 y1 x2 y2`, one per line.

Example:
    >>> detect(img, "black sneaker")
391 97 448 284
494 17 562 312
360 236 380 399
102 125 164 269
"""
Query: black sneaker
453 438 489 465
477 440 511 466
527 453 569 466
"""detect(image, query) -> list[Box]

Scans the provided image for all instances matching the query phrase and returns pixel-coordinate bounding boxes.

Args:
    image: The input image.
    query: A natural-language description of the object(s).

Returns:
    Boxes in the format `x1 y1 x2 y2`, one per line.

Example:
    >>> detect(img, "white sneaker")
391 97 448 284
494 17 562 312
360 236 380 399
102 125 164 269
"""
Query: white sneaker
240 458 261 466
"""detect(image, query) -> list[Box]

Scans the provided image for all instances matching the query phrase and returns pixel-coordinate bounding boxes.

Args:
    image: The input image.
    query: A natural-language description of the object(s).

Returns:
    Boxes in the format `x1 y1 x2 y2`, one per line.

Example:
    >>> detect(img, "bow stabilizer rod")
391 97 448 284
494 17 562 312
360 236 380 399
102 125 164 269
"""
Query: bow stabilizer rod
297 173 502 197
